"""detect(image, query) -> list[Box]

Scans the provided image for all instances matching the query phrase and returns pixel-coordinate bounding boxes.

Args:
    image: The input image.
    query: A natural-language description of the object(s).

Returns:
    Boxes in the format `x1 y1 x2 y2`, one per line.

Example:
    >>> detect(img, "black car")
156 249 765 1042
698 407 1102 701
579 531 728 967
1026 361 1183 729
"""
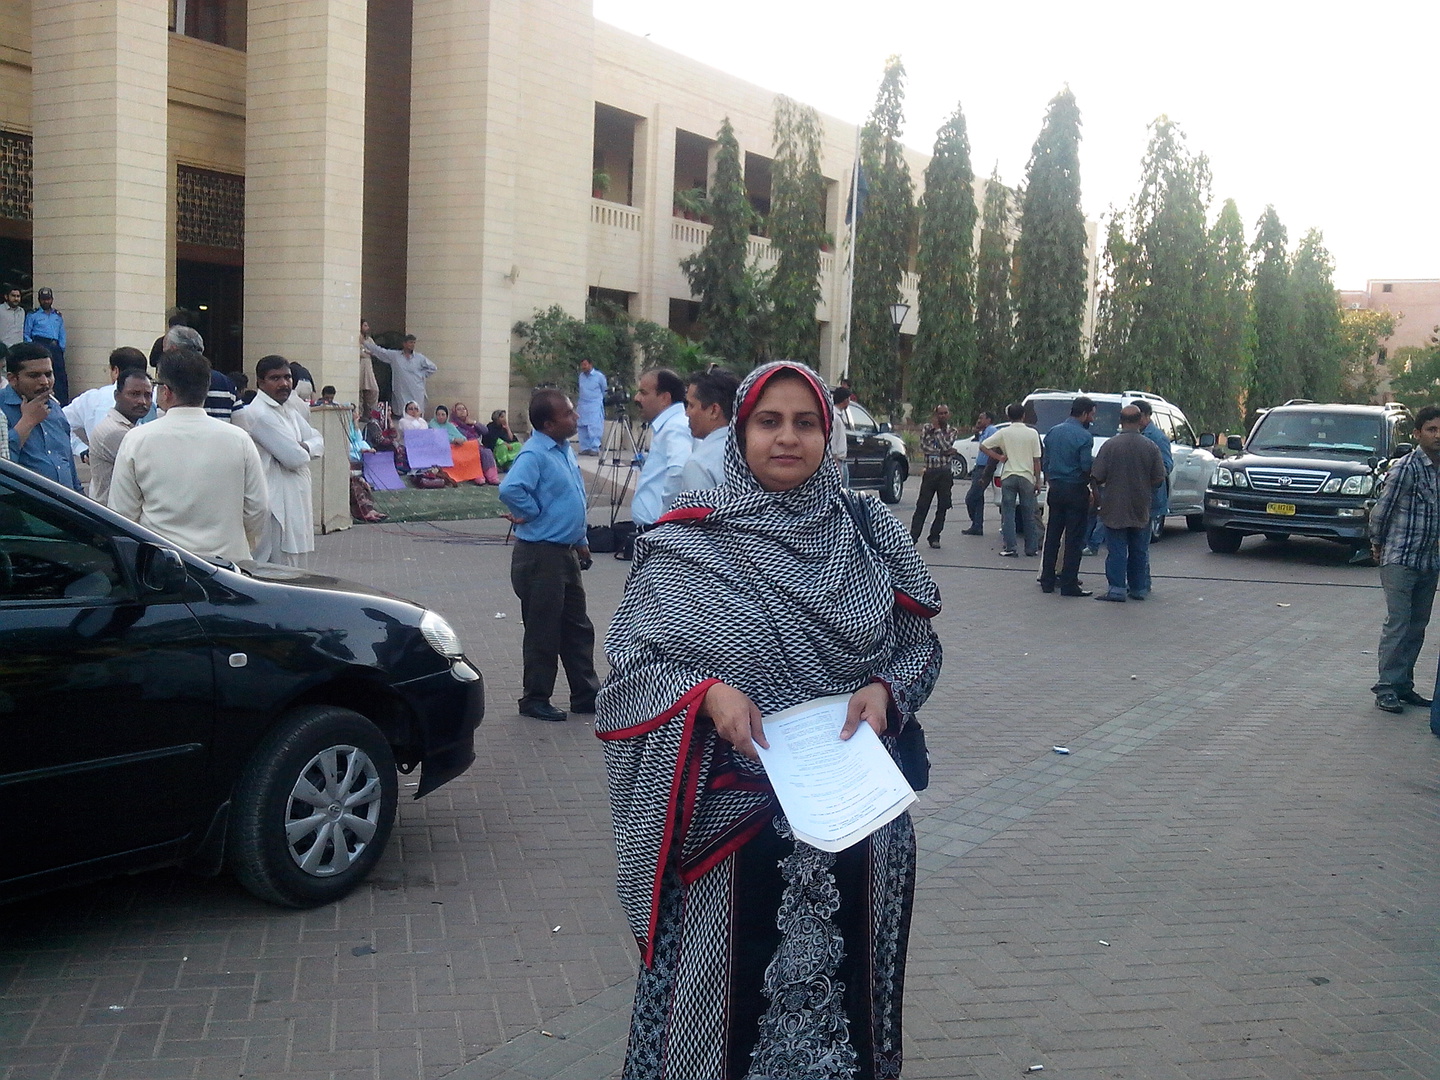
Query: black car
841 400 909 504
1203 401 1414 553
0 459 484 907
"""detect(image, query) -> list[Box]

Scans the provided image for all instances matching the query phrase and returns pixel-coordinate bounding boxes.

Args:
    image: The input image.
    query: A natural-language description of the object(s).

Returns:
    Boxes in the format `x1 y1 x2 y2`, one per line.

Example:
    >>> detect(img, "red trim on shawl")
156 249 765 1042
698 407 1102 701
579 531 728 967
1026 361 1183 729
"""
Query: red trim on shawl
680 813 773 886
894 588 940 618
735 364 833 440
656 505 715 524
594 678 719 741
709 768 771 793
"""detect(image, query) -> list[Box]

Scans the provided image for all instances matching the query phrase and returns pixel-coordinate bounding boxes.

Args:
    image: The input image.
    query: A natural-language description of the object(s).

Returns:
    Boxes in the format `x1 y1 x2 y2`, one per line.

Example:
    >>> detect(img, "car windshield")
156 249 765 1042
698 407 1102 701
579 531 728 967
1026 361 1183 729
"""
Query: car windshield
1248 412 1383 456
1030 399 1122 438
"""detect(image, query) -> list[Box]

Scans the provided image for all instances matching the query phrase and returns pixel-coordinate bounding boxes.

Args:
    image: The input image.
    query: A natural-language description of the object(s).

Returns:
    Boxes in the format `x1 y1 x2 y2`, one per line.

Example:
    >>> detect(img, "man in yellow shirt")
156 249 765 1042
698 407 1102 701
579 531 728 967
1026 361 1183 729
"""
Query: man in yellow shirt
980 402 1043 557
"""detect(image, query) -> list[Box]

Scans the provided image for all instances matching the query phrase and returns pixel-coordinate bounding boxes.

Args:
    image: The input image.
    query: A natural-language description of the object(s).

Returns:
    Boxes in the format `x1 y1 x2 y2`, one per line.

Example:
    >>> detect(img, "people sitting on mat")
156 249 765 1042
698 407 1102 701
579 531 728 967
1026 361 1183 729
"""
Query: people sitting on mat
430 404 467 444
484 408 522 469
397 400 427 436
451 402 483 441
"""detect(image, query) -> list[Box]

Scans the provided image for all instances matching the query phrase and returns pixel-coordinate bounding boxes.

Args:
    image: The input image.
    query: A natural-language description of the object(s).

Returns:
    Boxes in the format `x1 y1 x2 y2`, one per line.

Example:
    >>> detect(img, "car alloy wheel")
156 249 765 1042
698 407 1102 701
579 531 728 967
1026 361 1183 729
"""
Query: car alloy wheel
229 706 398 907
879 459 905 504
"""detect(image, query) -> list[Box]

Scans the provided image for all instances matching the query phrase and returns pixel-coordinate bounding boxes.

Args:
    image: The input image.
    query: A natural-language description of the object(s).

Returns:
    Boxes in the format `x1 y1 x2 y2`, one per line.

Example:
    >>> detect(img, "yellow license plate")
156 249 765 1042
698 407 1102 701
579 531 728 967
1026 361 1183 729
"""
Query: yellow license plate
1266 502 1296 516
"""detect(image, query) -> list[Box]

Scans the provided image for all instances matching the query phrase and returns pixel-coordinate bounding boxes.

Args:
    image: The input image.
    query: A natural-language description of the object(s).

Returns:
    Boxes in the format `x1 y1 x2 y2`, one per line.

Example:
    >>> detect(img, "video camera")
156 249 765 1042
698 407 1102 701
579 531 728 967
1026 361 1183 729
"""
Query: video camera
604 384 632 409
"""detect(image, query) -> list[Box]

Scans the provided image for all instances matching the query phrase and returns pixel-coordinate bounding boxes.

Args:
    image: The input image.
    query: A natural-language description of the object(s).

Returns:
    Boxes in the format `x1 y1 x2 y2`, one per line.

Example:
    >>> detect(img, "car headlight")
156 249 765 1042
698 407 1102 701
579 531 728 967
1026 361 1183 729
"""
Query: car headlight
1232 470 1249 488
420 610 465 658
1322 477 1342 493
1212 468 1233 488
1341 475 1374 495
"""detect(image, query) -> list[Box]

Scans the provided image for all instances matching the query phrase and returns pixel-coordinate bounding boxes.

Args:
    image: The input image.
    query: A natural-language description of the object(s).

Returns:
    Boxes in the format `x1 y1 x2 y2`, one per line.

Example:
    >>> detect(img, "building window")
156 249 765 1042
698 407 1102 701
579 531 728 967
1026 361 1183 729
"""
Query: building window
0 131 32 223
171 0 246 50
177 166 245 251
1382 283 1393 293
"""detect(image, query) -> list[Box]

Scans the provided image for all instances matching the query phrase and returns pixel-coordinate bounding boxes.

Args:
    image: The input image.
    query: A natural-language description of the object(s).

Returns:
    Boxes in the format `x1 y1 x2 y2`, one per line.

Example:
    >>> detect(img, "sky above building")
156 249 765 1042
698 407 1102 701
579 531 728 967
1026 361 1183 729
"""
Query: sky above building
594 0 1437 290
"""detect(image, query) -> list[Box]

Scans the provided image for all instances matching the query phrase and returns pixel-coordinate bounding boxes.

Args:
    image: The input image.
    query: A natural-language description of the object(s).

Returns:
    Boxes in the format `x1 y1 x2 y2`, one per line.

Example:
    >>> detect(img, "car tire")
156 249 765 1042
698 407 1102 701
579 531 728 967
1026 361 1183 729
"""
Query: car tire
1186 514 1204 532
228 705 398 908
1206 526 1243 554
1263 532 1290 542
879 459 905 504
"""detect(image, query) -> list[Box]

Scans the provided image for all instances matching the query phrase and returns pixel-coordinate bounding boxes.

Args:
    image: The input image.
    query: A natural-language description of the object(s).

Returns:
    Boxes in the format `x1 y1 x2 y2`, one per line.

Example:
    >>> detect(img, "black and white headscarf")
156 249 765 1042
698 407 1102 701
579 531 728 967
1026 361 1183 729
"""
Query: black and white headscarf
595 361 942 963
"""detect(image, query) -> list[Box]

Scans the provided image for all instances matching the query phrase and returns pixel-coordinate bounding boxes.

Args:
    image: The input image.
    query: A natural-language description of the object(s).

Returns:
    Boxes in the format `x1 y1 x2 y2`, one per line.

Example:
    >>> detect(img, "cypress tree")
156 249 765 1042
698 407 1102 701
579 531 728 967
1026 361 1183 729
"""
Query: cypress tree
973 167 1014 417
769 96 826 364
850 55 915 416
912 102 978 416
1196 198 1254 433
682 118 757 365
1249 205 1297 412
1014 87 1088 393
1092 118 1210 400
1291 229 1344 403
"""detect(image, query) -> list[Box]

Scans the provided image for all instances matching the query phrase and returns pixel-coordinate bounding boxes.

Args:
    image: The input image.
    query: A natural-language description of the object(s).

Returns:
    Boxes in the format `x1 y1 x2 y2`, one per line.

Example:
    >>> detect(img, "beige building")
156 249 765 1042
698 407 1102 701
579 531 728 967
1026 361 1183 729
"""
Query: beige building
1339 280 1440 364
0 0 1095 413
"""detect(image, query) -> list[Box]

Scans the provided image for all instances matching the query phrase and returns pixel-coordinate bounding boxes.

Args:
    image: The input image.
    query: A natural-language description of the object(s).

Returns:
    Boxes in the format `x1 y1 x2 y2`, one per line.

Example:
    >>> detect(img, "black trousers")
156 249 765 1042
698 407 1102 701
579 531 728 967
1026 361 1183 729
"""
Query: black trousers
910 468 953 541
1040 480 1089 589
510 540 601 709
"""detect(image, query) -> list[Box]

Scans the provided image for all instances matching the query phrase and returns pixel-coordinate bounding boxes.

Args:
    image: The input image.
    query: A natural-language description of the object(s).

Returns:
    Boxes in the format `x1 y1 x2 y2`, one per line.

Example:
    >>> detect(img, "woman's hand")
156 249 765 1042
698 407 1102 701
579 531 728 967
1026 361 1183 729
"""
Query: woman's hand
841 682 892 741
702 682 767 759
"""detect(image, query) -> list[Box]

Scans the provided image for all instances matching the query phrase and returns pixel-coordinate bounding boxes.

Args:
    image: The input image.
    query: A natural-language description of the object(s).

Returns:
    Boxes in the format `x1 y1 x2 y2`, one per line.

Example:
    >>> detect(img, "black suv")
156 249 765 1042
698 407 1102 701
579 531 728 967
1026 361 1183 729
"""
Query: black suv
1202 401 1414 553
840 400 909 504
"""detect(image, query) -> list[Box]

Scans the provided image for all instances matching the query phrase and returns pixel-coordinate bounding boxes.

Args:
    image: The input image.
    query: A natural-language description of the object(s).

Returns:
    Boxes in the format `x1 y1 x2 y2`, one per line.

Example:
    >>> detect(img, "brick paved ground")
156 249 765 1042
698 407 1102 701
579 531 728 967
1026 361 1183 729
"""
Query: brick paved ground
3 493 1438 1080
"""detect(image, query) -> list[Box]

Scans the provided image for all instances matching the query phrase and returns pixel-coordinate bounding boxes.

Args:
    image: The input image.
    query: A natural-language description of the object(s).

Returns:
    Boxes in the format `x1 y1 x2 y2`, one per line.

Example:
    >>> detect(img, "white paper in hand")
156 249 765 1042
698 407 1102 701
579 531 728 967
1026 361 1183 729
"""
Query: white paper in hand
754 694 916 853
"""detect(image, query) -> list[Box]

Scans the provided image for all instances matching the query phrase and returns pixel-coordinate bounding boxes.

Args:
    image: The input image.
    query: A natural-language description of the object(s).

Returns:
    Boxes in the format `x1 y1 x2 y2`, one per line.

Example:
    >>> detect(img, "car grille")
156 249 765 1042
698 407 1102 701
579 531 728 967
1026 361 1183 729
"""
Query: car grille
1244 467 1329 494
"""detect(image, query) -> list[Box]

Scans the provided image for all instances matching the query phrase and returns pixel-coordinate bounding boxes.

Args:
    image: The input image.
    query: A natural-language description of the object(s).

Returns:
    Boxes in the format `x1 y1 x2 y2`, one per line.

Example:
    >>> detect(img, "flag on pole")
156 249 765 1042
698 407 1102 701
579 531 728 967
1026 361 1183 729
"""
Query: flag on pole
845 159 868 225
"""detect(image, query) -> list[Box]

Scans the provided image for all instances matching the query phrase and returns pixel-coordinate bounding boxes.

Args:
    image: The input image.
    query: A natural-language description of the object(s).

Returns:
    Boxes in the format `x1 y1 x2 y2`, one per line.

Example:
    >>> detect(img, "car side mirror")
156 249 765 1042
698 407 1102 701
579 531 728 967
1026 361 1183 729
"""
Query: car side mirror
141 545 188 594
1392 442 1413 459
877 421 892 434
1198 432 1216 448
1226 435 1244 452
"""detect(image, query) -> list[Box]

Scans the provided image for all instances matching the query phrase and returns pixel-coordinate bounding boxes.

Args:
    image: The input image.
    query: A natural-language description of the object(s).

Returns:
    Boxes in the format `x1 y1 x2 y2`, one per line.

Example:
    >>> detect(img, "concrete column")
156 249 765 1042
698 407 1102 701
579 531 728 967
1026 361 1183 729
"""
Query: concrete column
406 0 592 415
244 0 365 393
31 0 169 395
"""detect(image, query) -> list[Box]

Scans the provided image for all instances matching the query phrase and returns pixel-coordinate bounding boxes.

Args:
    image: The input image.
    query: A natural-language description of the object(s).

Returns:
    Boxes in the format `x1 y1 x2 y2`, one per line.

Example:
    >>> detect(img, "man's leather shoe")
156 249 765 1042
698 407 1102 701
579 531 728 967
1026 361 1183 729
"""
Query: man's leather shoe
1059 586 1093 597
1374 691 1403 714
1094 592 1126 603
927 538 941 549
960 528 982 536
1039 582 1055 593
1398 689 1432 707
519 700 567 722
570 699 597 715
1127 592 1148 601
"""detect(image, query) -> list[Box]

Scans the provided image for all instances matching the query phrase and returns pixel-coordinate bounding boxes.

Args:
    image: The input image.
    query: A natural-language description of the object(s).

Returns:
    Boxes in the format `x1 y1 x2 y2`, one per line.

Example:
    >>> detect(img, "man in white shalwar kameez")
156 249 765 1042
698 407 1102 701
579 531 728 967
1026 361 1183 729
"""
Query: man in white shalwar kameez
234 354 324 566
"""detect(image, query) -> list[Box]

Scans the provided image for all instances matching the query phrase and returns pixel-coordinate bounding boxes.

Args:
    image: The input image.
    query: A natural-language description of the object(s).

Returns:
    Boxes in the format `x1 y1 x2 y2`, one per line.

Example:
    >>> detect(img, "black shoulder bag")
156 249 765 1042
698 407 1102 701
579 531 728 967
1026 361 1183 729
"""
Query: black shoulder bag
840 491 931 792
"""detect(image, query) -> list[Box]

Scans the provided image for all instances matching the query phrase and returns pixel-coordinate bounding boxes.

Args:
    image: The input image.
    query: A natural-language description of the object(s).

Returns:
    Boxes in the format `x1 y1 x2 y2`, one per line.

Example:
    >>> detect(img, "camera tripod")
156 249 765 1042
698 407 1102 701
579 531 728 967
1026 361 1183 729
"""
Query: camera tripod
587 403 649 525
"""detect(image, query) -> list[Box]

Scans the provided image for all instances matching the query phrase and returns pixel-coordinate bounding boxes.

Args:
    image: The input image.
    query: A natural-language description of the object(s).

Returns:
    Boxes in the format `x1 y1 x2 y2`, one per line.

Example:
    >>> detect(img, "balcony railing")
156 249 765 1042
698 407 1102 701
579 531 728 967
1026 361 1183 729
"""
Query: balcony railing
592 199 642 231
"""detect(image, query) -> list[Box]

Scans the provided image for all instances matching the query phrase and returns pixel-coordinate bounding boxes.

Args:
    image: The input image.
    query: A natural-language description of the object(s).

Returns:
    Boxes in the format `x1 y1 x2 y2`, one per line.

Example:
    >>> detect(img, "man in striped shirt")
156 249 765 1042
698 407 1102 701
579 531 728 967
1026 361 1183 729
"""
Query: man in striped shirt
1369 404 1440 714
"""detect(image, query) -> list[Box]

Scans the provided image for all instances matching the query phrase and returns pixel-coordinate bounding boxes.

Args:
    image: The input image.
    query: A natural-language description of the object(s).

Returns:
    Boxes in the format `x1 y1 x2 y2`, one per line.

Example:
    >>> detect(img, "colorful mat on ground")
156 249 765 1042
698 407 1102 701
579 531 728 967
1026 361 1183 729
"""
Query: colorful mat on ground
366 484 506 524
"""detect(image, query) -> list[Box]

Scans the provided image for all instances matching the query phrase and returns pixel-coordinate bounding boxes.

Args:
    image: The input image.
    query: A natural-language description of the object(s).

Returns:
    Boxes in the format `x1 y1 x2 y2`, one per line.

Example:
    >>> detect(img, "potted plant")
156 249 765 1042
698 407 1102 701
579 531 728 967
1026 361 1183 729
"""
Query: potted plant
673 187 707 221
592 169 611 200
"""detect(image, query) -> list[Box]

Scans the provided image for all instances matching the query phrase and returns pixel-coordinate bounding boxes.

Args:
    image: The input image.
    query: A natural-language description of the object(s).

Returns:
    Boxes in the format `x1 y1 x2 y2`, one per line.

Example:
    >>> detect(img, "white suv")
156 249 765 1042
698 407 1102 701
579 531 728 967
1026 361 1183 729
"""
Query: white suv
972 390 1218 539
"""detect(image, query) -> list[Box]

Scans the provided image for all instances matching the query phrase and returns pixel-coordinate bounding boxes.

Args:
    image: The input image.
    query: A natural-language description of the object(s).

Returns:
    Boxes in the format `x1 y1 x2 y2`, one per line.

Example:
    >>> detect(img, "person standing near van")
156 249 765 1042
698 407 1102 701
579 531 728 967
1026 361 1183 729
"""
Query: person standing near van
1369 404 1440 714
980 402 1042 558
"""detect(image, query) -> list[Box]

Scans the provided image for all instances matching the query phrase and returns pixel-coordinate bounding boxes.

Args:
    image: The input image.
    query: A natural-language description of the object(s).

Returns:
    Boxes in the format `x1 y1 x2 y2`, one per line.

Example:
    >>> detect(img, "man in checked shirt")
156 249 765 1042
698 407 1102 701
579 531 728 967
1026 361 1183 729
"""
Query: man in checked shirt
1369 404 1440 714
911 403 963 548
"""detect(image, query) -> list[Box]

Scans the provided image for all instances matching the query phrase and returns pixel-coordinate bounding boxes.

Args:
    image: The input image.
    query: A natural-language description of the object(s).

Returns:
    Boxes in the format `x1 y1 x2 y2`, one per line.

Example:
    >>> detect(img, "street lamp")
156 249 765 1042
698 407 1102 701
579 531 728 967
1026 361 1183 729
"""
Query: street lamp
887 302 910 418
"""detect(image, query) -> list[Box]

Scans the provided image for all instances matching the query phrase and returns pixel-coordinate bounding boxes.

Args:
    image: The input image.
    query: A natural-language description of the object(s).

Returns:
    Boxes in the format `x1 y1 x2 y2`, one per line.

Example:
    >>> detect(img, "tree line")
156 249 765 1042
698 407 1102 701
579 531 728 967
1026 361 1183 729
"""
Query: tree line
517 59 1384 434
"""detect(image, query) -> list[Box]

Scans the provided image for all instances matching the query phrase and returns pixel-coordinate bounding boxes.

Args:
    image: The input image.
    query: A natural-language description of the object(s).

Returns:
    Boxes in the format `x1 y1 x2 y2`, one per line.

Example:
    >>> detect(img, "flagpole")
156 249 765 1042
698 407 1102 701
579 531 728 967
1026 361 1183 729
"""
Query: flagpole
841 124 861 382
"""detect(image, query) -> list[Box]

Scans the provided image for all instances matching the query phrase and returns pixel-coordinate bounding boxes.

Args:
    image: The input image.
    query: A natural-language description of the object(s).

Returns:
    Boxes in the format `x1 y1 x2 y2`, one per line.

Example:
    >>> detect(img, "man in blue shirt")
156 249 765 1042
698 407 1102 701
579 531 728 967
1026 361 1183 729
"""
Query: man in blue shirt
23 287 68 403
631 367 692 527
499 388 601 723
1 342 81 491
1038 395 1096 596
961 410 998 535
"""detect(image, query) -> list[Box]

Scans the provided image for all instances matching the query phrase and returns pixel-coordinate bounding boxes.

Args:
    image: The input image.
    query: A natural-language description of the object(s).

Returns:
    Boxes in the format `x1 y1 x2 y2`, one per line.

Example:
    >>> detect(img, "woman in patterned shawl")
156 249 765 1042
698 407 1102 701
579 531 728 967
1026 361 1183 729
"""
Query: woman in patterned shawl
596 361 942 1080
